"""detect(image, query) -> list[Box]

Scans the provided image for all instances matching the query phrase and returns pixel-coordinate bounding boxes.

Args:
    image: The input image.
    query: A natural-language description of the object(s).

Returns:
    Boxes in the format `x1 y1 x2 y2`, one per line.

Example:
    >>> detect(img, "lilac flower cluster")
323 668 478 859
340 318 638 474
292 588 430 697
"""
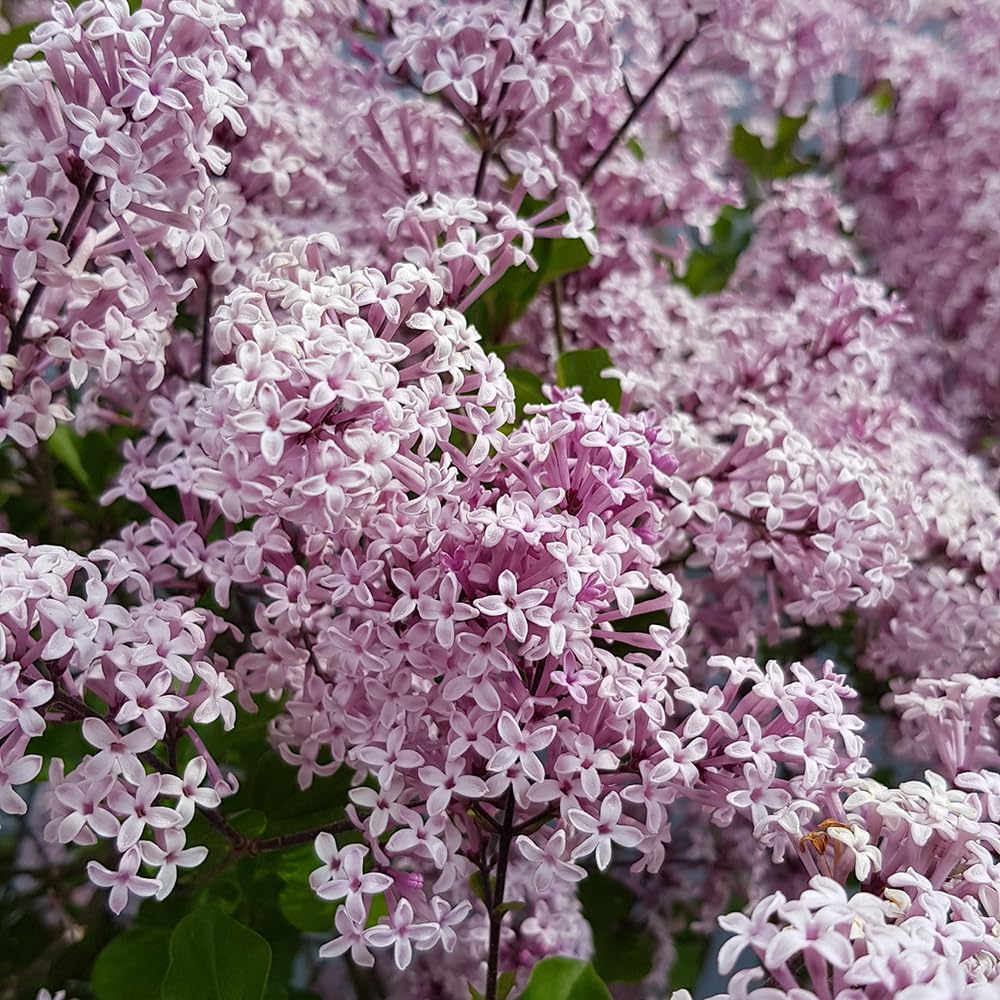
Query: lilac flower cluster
0 535 234 913
0 0 247 432
1 0 1000 997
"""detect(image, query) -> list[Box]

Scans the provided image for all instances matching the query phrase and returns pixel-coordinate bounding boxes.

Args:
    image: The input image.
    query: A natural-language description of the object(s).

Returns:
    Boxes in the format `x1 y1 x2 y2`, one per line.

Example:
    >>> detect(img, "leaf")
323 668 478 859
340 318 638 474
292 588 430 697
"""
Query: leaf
535 237 592 286
556 349 621 409
0 21 34 67
276 848 336 933
364 892 389 929
495 900 526 916
670 928 711 992
578 871 654 983
676 205 754 296
162 906 272 1000
465 237 592 347
231 808 268 838
507 368 546 419
468 869 490 905
870 79 895 114
517 958 612 1000
278 880 336 934
93 928 172 1000
246 751 353 837
45 426 93 494
497 970 517 1000
730 114 816 180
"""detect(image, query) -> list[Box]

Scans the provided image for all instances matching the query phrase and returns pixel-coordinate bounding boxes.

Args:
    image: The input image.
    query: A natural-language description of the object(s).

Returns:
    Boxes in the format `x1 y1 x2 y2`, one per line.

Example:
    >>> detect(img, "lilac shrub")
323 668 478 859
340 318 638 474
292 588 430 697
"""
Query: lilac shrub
1 1 1000 999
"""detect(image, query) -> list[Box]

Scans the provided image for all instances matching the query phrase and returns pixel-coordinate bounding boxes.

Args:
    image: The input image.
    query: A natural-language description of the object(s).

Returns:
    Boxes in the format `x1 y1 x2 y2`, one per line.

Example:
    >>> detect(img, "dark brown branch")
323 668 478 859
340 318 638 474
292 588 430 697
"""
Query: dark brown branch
244 819 357 856
484 788 516 1000
472 0 535 198
580 16 710 187
199 268 214 386
1 171 101 403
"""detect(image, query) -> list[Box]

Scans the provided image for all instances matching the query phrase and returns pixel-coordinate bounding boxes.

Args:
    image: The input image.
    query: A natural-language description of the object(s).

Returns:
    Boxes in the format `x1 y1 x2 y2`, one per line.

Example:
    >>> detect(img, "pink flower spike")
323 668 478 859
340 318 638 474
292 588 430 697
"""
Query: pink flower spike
319 906 375 968
0 738 42 815
160 756 222 823
232 383 310 466
139 829 208 899
114 670 186 740
82 718 156 785
108 773 180 851
516 829 586 893
415 573 477 649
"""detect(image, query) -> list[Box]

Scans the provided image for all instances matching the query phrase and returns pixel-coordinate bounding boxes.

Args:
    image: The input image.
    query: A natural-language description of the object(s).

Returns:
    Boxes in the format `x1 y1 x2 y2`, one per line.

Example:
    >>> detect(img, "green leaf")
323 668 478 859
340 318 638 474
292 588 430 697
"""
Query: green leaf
669 928 711 992
231 808 268 838
497 970 518 1000
465 237 592 348
507 368 546 419
278 880 336 934
276 846 337 933
0 21 34 67
45 426 93 494
676 205 754 296
246 751 353 837
517 958 612 1000
870 79 895 114
163 906 272 1000
364 892 389 929
730 114 816 180
93 928 172 1000
626 137 646 161
535 237 592 286
578 871 654 983
495 900 526 916
468 870 490 905
555 349 621 409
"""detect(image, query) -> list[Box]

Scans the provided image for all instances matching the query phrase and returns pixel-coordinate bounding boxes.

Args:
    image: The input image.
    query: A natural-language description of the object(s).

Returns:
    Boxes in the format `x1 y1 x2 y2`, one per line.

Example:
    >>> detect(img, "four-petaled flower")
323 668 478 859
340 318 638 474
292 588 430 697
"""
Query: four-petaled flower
567 792 643 870
487 712 556 784
364 898 439 971
315 843 394 921
88 847 161 915
475 570 548 644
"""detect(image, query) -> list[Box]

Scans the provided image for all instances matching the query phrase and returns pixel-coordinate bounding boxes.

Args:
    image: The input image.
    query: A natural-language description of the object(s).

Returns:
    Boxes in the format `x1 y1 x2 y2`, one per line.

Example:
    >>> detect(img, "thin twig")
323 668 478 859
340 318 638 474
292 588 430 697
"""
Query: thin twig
199 268 214 386
484 788 516 1000
511 806 556 837
470 801 502 832
472 0 535 197
551 279 565 357
1 172 101 404
473 140 493 198
580 15 710 187
247 820 357 856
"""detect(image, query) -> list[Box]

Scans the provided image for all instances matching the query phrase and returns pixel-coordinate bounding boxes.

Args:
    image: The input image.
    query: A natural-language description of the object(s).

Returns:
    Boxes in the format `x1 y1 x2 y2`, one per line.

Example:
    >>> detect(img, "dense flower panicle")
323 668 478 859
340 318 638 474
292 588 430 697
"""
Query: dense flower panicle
363 855 591 998
711 774 1000 999
827 5 1000 432
0 0 249 439
0 537 236 911
173 385 867 970
2 0 1000 996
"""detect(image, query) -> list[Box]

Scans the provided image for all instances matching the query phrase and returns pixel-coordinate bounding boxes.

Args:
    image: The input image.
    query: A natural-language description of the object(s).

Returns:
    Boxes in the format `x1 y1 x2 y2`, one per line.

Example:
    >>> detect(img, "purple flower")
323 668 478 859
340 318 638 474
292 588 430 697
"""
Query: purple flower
567 792 643 871
88 847 161 915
